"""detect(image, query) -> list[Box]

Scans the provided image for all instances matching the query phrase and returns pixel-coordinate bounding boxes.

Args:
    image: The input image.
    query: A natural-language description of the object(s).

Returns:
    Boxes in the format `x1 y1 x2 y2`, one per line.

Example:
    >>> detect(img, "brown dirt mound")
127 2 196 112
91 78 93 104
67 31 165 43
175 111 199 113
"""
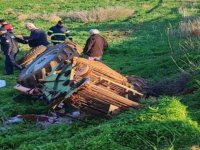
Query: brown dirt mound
148 73 193 97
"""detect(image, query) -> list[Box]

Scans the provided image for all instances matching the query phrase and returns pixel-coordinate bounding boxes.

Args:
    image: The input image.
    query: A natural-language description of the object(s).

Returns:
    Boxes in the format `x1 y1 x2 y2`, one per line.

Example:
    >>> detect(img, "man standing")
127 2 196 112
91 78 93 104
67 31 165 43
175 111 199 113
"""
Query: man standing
47 20 73 45
0 28 22 75
24 23 49 48
83 29 108 61
0 19 13 33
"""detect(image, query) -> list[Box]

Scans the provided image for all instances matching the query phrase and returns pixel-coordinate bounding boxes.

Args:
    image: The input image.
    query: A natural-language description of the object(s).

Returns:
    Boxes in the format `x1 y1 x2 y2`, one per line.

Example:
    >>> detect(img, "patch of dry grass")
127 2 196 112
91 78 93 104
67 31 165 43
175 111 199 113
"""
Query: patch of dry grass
168 17 200 37
17 14 28 21
15 7 134 23
32 5 44 12
4 8 16 15
101 22 136 42
15 12 61 23
191 145 200 150
40 14 61 22
179 17 200 36
178 7 190 18
178 1 199 18
49 4 60 9
104 29 136 43
168 0 200 38
64 7 134 23
142 3 151 9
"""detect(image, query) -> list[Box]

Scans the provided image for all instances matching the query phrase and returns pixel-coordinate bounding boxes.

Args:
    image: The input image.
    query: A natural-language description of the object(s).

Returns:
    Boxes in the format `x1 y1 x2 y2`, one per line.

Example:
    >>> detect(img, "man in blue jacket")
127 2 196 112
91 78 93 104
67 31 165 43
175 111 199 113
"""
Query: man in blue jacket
24 23 49 48
48 20 73 45
0 28 23 75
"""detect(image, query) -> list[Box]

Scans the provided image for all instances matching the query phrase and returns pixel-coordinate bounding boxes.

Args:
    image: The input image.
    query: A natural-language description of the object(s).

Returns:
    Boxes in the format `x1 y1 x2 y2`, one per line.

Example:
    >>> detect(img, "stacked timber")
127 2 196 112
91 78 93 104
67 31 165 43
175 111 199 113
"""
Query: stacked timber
65 57 143 116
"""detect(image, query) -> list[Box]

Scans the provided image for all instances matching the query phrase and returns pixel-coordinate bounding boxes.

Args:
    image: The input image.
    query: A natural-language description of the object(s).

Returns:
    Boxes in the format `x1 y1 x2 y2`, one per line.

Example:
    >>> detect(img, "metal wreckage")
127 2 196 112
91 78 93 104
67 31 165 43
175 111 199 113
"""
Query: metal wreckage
13 41 148 124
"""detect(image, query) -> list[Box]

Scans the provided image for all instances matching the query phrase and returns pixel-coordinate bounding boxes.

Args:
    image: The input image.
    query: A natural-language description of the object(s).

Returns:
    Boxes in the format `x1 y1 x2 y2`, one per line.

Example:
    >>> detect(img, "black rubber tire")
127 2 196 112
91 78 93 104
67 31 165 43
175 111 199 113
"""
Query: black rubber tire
17 42 81 88
17 45 47 67
127 75 148 95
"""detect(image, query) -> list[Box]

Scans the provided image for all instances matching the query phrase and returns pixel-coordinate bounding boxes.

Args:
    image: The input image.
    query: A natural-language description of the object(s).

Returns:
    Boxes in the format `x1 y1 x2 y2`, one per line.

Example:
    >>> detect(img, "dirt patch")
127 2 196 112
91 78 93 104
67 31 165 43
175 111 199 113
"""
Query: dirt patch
148 73 193 97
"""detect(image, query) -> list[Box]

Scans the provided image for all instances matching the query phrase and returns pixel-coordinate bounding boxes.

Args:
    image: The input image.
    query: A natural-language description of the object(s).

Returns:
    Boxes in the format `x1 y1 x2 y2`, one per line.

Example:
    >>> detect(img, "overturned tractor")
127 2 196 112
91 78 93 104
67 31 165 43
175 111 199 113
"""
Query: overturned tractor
15 42 147 117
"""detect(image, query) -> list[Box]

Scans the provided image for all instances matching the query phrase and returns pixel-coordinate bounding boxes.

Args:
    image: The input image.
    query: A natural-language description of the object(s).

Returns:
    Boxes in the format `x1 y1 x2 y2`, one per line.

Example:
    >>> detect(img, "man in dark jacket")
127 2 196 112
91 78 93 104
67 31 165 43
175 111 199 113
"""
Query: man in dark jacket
0 28 23 75
24 23 49 48
83 29 108 61
47 20 73 45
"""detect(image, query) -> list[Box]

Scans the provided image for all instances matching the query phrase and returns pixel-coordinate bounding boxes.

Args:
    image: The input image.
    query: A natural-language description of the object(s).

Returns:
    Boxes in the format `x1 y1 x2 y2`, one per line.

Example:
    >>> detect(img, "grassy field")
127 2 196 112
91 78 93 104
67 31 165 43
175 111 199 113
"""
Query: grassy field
0 0 200 149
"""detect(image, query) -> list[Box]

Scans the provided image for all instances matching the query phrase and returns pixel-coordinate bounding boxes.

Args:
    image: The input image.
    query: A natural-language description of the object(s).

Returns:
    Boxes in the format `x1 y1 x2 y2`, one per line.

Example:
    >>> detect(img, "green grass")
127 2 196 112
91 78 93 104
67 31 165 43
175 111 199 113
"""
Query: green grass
1 98 199 149
0 0 200 149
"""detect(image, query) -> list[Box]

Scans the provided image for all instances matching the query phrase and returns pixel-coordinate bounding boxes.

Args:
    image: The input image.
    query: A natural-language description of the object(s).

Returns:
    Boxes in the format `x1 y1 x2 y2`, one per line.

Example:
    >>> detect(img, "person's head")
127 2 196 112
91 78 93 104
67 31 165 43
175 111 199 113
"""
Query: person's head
89 29 100 35
0 27 7 36
24 22 37 31
57 20 64 27
0 19 6 24
0 19 6 25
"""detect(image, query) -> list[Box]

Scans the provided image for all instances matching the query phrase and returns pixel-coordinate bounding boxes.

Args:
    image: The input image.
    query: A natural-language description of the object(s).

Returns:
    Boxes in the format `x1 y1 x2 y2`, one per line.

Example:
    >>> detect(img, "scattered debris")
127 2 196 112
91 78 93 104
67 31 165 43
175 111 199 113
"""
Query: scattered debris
6 114 73 126
0 80 6 88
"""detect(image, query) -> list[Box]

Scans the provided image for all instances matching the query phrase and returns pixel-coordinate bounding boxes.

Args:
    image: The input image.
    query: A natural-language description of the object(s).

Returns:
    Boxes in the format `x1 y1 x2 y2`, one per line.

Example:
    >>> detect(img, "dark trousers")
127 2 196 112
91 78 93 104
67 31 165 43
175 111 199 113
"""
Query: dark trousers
5 52 22 74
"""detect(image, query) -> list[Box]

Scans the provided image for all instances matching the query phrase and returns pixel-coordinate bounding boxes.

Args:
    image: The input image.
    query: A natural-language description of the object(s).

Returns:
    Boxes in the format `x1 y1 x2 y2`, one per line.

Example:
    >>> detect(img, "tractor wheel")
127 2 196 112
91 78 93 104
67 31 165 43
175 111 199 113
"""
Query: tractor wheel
127 75 148 97
17 45 47 67
17 42 80 88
